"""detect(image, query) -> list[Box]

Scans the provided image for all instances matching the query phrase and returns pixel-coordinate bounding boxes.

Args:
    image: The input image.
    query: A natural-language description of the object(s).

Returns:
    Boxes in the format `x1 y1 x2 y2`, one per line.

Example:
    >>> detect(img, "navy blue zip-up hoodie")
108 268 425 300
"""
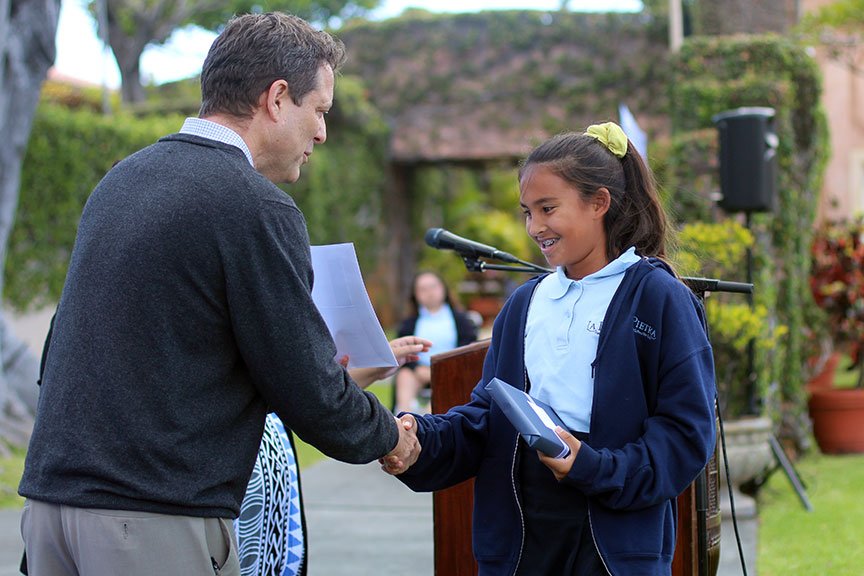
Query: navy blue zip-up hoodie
398 258 716 575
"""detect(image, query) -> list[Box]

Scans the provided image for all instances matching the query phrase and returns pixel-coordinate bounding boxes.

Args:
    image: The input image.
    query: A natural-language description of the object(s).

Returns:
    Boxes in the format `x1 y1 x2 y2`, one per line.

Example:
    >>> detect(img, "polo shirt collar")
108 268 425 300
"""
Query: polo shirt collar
547 247 641 300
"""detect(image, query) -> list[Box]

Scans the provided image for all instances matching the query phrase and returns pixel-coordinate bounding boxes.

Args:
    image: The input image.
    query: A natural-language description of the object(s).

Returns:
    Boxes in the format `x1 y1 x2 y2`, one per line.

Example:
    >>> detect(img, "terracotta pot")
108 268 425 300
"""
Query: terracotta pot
808 388 864 454
806 352 841 392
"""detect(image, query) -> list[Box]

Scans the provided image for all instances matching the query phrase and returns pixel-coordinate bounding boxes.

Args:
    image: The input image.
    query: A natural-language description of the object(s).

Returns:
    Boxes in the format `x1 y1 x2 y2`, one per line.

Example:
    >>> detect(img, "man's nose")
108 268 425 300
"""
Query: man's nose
315 118 327 144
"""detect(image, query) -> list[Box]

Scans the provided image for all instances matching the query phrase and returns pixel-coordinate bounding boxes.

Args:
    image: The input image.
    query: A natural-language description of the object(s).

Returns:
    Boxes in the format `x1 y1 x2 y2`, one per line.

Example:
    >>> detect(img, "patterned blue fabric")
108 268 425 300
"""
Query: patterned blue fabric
235 414 304 576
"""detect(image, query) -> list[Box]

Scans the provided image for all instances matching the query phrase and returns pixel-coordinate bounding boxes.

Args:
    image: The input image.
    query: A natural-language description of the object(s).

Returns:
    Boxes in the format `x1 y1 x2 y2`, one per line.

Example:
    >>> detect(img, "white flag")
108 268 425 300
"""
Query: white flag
618 103 648 160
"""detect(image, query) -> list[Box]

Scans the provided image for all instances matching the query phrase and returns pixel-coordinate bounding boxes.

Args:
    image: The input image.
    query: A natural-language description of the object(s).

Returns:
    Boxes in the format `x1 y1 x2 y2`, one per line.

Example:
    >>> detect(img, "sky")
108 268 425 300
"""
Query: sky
53 0 642 88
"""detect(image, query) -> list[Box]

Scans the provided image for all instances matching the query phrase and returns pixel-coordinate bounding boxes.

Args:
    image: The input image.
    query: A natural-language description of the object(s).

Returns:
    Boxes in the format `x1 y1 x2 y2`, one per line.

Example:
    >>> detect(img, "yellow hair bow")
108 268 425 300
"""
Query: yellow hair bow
585 122 628 159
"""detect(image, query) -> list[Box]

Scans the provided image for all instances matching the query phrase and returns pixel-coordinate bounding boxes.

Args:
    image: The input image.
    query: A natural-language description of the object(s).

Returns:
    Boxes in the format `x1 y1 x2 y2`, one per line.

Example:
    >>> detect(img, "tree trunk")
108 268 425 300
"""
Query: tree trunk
117 54 146 104
104 0 197 104
107 16 151 104
0 0 61 451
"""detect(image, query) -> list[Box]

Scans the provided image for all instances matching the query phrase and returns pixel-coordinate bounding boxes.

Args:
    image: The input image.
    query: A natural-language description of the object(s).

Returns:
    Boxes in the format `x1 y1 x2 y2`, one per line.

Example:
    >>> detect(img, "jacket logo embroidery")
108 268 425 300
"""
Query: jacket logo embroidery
587 320 603 335
633 316 657 340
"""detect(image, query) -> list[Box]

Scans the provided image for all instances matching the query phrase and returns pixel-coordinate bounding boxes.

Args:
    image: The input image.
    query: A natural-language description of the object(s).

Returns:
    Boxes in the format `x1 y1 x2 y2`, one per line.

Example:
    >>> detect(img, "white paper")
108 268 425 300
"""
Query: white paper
526 396 570 458
310 243 398 369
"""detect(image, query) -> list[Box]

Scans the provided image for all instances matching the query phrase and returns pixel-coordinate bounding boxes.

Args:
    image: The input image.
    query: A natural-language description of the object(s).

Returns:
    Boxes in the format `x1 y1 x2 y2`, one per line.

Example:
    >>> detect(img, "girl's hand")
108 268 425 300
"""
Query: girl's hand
537 426 581 481
347 336 433 388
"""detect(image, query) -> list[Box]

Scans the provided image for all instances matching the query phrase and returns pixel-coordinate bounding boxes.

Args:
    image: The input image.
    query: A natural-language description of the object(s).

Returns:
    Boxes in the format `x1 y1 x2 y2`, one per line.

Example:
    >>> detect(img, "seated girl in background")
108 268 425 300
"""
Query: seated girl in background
393 271 478 413
386 123 716 576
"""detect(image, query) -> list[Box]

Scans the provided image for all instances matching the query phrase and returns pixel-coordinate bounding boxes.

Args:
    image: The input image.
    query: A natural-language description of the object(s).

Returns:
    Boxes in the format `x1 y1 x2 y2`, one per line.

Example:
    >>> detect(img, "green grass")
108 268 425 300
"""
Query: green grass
0 447 26 509
758 452 864 575
294 379 394 470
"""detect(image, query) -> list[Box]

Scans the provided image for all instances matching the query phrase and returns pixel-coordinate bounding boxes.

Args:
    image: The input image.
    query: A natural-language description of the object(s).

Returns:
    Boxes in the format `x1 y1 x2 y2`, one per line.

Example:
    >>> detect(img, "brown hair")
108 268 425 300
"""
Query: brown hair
199 12 346 119
518 131 668 261
408 271 458 317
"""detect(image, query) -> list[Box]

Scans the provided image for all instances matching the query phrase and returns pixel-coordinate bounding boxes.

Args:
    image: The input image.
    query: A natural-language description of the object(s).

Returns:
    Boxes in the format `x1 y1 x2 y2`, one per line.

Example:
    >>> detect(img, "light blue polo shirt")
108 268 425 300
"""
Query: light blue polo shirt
525 247 641 432
414 304 458 366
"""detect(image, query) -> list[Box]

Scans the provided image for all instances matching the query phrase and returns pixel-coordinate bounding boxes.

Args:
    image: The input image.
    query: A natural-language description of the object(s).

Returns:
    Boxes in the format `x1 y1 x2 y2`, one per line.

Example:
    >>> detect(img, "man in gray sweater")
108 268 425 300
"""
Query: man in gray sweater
19 12 420 575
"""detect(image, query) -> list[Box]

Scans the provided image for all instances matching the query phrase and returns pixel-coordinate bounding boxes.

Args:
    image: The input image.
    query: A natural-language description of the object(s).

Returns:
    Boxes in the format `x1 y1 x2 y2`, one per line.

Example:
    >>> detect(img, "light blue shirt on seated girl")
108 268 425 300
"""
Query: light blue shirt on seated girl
414 303 458 366
525 247 641 433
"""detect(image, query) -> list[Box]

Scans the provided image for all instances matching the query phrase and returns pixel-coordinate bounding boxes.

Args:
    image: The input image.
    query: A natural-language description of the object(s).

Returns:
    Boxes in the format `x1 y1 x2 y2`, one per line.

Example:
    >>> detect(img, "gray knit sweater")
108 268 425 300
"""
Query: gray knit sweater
19 134 398 519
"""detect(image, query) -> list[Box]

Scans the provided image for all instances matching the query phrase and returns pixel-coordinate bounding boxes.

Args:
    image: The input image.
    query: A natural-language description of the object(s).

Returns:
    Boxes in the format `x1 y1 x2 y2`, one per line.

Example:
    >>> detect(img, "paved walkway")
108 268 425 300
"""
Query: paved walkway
302 459 433 575
0 457 758 575
0 509 22 576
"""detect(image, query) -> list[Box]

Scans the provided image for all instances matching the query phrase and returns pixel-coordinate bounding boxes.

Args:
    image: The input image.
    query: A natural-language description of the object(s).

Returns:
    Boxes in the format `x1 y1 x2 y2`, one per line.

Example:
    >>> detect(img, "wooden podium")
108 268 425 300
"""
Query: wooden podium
430 340 720 576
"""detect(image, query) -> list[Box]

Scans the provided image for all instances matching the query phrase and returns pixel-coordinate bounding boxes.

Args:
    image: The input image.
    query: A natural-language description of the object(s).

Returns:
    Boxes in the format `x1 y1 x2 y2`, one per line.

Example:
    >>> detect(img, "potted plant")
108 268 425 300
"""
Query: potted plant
808 216 864 453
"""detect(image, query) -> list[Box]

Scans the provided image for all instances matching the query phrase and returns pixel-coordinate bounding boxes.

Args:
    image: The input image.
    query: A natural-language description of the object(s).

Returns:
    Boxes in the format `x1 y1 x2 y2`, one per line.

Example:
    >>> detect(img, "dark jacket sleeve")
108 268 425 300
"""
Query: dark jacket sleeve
396 296 517 492
224 197 398 464
396 368 493 491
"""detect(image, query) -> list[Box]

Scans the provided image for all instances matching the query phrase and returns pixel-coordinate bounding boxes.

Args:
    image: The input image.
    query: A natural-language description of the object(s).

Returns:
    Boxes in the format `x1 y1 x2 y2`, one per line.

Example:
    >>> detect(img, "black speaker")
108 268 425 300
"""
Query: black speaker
712 107 778 213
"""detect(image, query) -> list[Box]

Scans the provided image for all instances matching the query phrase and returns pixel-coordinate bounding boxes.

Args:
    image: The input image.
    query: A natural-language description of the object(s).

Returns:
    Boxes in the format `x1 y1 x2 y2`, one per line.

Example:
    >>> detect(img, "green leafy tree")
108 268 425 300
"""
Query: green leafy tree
93 0 381 104
801 0 864 32
798 0 864 76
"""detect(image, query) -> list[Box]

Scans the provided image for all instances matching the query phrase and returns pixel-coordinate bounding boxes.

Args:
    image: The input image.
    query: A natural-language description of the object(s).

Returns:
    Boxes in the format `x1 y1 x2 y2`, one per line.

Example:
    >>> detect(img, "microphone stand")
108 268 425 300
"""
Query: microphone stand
461 256 550 275
461 251 756 301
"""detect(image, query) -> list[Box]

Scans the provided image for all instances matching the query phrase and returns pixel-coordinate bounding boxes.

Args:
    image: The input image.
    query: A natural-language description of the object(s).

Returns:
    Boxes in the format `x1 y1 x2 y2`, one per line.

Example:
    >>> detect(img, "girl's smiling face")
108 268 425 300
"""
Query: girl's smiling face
519 164 610 280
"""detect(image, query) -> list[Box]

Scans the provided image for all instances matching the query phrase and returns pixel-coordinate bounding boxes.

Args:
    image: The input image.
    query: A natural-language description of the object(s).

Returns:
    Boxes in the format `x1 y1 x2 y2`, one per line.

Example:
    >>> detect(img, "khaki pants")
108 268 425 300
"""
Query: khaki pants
21 499 239 576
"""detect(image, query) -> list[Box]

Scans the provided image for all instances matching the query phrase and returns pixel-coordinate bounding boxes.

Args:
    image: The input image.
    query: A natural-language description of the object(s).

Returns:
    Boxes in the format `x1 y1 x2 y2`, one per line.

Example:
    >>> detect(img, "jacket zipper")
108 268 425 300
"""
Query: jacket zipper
510 368 529 576
588 510 613 575
510 431 525 576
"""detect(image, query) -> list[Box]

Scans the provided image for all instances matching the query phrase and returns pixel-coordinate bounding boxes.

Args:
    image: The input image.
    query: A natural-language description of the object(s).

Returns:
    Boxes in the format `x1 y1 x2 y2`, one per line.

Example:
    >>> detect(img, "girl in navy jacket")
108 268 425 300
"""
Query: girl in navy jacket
388 122 717 576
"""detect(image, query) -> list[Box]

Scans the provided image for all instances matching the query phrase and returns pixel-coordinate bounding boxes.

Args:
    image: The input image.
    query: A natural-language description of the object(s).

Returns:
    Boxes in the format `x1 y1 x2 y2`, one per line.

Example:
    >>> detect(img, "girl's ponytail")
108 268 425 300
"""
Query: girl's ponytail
613 143 668 260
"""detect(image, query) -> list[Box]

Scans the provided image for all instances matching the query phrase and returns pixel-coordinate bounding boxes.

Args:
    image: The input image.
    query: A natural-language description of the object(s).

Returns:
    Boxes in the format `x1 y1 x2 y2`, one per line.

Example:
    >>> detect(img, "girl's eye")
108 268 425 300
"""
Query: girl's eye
543 206 555 213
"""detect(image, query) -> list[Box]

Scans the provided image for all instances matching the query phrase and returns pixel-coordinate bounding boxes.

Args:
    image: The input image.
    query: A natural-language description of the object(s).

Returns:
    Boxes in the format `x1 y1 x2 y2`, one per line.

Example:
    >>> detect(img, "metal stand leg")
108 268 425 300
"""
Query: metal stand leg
768 435 813 512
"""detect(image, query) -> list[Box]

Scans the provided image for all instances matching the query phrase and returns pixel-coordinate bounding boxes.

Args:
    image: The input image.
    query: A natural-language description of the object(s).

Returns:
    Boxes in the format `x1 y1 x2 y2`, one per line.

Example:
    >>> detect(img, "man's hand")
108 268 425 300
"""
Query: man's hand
537 426 581 481
380 414 421 475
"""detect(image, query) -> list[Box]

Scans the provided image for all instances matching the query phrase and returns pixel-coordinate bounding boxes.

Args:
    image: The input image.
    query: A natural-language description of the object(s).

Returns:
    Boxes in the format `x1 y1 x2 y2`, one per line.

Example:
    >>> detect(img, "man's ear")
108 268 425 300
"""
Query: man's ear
593 187 611 218
262 79 291 121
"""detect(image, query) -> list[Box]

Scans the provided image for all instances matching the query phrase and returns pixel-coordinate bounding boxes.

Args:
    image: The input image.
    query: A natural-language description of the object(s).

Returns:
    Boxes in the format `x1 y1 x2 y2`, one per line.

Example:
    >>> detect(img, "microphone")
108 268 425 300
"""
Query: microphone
425 228 522 264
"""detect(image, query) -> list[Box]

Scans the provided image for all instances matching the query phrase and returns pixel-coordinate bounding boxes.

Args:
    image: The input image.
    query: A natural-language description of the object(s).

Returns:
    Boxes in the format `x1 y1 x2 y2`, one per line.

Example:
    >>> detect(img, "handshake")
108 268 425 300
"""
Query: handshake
380 414 421 475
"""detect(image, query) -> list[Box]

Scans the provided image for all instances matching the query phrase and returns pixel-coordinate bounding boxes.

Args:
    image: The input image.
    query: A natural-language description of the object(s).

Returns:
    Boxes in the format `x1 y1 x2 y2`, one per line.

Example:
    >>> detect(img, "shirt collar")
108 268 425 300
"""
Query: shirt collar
547 247 641 300
179 118 254 167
